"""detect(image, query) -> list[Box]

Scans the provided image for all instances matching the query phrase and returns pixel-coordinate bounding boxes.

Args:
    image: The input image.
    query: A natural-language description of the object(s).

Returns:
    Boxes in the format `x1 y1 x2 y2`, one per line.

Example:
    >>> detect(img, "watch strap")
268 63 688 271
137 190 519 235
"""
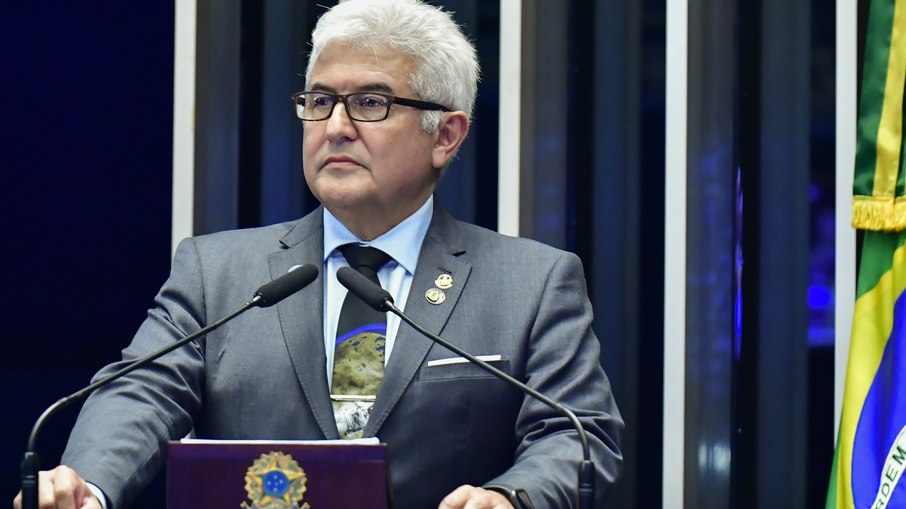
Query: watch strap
486 486 533 509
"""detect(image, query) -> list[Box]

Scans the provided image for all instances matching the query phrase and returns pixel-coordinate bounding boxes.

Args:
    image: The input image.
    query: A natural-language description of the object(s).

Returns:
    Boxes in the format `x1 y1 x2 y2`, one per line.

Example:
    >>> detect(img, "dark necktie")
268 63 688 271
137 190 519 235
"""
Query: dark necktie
331 244 392 439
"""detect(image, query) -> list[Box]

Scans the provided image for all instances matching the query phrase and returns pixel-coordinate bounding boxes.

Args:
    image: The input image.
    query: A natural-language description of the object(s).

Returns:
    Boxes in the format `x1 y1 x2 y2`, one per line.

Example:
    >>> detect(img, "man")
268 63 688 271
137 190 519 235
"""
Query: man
14 1 622 507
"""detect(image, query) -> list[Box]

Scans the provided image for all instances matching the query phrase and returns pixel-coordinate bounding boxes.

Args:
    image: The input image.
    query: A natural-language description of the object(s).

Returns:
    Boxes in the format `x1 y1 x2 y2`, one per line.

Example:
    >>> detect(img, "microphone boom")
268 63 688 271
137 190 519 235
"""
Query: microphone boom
336 266 596 509
20 264 319 509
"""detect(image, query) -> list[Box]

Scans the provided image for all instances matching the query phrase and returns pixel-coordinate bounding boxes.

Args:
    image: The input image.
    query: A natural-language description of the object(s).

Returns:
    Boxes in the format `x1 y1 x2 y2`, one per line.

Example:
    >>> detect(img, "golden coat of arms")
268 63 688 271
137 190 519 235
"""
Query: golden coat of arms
241 451 310 509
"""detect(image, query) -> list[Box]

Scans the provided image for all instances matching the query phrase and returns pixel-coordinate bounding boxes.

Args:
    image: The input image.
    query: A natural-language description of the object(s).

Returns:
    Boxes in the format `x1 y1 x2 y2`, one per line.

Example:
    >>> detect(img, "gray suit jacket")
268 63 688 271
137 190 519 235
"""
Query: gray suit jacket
62 203 623 508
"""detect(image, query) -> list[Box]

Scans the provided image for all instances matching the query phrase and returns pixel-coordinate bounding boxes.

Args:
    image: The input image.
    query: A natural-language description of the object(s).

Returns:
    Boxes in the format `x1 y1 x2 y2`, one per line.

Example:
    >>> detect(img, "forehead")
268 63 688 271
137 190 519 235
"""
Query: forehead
307 43 418 93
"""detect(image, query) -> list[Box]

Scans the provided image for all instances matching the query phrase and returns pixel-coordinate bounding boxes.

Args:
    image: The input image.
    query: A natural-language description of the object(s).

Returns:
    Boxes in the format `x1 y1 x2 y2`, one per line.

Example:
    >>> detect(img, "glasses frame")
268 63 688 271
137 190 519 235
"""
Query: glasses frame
290 91 451 122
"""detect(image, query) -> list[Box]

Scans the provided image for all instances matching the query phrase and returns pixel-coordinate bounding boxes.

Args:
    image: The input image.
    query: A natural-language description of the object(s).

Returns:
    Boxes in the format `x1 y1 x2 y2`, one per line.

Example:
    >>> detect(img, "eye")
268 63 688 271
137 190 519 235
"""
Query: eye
309 94 335 108
353 94 390 109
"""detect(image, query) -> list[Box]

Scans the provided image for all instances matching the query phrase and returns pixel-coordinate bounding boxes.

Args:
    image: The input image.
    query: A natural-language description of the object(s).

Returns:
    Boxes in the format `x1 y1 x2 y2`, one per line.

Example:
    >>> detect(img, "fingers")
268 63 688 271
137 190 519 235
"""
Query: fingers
12 466 101 509
438 485 514 509
50 467 82 509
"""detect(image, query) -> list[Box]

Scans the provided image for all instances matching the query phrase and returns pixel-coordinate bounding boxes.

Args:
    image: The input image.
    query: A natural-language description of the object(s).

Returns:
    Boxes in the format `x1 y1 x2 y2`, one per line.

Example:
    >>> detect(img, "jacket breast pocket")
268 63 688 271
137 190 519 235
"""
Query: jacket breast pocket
416 357 511 382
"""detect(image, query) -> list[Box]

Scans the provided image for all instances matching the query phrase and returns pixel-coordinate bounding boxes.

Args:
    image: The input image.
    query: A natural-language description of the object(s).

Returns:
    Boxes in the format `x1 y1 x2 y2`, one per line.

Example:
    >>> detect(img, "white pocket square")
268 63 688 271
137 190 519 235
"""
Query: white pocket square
426 354 502 367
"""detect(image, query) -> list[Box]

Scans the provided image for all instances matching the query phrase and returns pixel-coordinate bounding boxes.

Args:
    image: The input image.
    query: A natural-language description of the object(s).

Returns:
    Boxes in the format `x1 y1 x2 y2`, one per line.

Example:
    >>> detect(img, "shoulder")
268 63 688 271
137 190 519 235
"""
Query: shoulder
178 209 322 258
187 220 298 253
435 213 581 269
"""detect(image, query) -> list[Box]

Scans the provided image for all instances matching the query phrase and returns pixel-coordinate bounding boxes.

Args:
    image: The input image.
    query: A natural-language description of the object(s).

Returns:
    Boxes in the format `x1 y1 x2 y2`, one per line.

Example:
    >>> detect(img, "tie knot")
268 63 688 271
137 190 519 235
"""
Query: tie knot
339 244 392 274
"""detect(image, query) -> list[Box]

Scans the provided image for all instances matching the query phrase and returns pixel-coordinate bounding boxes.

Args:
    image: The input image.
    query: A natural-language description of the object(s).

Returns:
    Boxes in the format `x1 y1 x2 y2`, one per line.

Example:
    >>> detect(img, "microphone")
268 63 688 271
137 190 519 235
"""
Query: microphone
336 266 596 509
252 263 319 307
20 264 319 509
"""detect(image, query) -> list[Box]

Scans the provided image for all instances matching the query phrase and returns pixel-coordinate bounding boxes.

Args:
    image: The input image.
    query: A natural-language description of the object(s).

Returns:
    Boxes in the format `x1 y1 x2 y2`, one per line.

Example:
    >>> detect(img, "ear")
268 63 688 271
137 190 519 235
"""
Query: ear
431 111 469 169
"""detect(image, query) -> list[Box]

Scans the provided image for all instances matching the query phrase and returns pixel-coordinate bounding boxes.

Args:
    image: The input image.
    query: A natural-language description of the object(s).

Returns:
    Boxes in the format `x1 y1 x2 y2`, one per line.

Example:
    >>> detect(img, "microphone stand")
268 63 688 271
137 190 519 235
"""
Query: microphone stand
383 300 596 509
20 262 319 509
20 300 258 509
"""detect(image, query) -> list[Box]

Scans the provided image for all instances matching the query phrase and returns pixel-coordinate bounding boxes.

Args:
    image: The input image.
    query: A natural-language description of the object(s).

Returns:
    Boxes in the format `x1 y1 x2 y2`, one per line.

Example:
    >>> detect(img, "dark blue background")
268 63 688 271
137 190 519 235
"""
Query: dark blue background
1 3 174 507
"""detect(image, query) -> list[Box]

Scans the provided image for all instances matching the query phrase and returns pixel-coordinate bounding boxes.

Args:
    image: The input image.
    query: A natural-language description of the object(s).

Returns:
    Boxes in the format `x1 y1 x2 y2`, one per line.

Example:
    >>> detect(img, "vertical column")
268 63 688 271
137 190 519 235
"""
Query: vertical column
750 0 811 504
172 0 197 252
193 0 242 235
668 0 739 505
594 0 646 506
498 0 521 236
663 0 688 506
498 0 573 248
258 0 319 225
834 0 857 442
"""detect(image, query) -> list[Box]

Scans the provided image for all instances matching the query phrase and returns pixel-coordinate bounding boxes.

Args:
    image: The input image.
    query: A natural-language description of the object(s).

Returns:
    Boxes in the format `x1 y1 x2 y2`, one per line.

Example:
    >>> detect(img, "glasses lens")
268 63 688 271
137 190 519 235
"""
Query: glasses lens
346 93 391 121
297 93 335 120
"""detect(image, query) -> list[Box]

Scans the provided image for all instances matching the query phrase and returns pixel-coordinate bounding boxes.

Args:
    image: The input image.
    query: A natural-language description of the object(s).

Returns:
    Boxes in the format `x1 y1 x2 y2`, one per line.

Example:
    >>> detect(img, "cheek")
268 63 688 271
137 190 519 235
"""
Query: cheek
301 129 317 152
301 139 318 186
377 130 429 163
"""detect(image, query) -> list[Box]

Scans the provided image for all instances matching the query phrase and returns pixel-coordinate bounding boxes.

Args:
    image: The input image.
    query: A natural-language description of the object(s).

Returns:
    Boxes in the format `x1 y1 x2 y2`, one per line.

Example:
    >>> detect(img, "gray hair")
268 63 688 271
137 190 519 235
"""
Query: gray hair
305 0 480 133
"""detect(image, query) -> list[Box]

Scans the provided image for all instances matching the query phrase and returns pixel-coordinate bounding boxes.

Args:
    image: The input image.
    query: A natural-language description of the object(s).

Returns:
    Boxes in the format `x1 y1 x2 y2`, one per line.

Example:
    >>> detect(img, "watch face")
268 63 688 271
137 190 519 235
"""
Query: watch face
513 489 533 509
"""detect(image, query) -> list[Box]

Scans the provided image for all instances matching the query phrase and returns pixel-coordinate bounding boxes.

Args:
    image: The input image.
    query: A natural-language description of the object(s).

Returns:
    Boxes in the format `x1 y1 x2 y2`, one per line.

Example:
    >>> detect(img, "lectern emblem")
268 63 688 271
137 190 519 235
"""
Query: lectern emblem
241 451 311 509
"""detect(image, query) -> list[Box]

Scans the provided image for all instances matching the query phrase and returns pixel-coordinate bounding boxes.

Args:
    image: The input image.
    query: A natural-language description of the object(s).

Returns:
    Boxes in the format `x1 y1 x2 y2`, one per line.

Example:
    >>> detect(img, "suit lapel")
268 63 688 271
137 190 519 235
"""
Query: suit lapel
268 208 340 439
365 207 471 435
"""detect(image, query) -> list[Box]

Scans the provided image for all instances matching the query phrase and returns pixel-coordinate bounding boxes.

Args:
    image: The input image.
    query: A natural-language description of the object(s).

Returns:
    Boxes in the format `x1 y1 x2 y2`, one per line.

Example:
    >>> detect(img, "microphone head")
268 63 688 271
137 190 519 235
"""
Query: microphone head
336 266 394 311
253 263 319 307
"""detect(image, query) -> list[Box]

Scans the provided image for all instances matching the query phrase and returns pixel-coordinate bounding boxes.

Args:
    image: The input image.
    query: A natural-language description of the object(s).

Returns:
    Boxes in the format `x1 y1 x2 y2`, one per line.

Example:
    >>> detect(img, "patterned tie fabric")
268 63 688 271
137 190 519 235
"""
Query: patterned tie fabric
331 244 392 439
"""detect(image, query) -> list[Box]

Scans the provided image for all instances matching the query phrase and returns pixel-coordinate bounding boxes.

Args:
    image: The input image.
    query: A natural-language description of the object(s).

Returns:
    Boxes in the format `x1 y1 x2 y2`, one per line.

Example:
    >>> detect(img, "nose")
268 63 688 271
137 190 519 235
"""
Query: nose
325 98 357 143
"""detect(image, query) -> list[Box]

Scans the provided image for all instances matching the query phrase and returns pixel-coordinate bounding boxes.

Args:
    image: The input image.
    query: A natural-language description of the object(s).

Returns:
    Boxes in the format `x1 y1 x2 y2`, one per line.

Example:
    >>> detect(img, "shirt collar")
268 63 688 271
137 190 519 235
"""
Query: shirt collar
322 195 434 275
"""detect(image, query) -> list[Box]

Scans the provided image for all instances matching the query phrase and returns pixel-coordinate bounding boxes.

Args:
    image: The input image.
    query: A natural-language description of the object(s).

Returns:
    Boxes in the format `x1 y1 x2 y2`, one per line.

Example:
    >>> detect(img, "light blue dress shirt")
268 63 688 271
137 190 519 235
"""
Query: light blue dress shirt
322 195 433 387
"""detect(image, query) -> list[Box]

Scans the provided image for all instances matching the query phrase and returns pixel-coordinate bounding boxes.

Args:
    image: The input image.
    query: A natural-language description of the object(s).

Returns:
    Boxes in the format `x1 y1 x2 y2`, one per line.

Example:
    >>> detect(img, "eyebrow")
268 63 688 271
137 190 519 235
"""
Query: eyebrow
308 82 396 94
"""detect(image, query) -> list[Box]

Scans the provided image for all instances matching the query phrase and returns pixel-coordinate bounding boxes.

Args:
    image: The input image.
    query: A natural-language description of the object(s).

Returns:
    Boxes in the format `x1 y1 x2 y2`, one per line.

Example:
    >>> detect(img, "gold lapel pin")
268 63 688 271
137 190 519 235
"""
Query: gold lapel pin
434 273 453 289
425 287 446 305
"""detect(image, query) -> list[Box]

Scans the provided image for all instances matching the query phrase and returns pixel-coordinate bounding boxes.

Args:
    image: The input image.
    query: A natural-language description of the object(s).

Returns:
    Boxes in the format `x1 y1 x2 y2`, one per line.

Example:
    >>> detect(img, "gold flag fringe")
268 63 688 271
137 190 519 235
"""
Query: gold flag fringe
853 195 906 231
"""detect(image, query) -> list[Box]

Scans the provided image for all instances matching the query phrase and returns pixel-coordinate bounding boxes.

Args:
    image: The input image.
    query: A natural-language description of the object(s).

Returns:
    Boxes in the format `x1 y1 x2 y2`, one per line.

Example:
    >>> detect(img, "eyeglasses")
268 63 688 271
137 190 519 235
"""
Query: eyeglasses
290 91 450 122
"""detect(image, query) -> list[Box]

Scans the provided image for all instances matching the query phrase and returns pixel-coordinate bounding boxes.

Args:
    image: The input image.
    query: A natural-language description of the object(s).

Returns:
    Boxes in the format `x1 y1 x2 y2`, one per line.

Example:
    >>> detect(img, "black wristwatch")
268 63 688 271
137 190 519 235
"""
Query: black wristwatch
488 487 533 509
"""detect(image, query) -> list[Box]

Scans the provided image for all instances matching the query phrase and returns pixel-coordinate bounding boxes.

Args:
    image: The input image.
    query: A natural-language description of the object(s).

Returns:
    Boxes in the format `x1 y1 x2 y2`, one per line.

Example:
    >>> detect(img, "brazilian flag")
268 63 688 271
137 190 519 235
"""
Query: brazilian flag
827 0 906 507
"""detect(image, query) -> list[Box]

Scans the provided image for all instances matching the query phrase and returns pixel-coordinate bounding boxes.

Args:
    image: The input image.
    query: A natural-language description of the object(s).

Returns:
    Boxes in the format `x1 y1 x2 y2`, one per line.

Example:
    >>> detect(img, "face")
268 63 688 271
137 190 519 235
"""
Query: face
303 43 446 240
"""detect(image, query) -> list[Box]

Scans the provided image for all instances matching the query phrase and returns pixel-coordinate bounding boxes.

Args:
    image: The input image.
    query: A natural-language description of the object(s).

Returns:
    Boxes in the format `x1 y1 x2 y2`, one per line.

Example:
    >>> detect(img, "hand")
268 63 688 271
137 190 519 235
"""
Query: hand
12 465 102 509
438 485 514 509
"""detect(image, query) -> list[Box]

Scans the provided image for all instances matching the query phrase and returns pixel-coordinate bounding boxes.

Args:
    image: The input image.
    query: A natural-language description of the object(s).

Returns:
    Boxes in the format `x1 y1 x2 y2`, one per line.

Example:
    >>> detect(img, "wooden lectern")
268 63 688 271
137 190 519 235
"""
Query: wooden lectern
167 440 390 508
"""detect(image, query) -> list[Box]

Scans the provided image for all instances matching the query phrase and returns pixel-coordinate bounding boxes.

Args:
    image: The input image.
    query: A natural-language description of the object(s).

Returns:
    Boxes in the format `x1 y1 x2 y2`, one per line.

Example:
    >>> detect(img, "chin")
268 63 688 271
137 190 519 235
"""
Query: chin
318 191 372 211
311 176 371 200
